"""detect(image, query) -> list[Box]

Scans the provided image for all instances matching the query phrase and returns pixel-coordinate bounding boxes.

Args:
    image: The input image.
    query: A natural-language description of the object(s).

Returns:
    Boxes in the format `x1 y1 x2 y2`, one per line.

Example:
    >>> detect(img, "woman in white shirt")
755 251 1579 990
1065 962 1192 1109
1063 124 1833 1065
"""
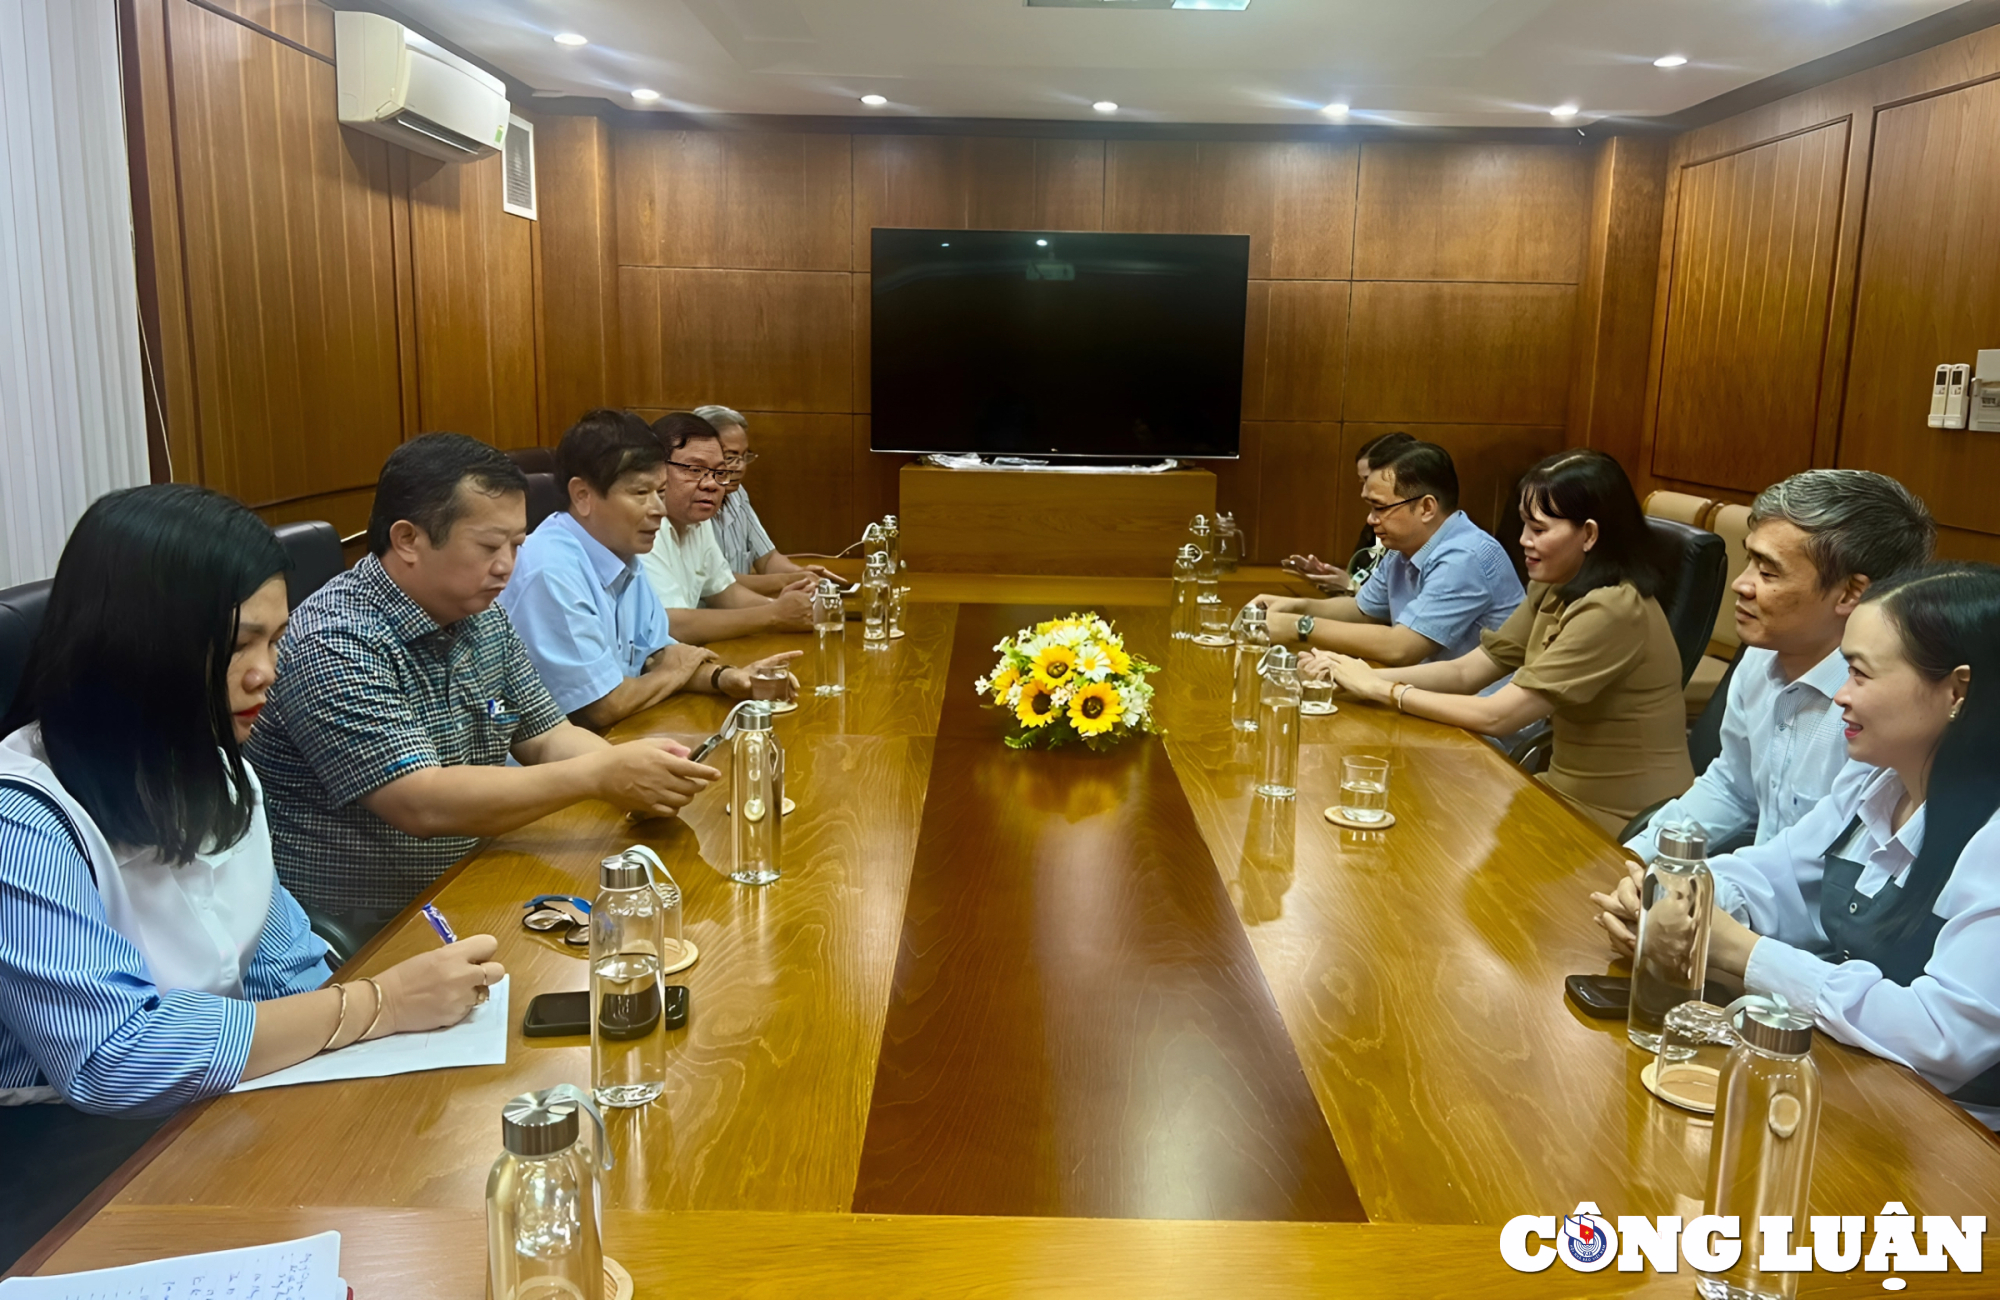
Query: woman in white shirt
1594 562 2000 1124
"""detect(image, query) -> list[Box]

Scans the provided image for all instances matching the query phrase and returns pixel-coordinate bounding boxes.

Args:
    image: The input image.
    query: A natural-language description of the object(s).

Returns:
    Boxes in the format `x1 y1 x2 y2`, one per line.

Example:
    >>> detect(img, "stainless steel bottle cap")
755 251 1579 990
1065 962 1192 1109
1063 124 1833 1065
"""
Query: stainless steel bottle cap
600 850 649 889
866 553 893 572
817 578 843 595
1240 603 1267 624
737 700 775 731
882 514 897 526
1736 999 1814 1056
502 1089 581 1157
1178 544 1202 561
1657 820 1709 861
1263 646 1298 672
1190 516 1211 533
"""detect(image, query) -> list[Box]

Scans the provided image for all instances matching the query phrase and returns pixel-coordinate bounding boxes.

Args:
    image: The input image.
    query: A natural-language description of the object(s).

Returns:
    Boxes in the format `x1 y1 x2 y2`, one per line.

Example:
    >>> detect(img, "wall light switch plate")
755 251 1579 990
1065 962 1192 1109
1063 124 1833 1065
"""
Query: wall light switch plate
1930 364 1951 427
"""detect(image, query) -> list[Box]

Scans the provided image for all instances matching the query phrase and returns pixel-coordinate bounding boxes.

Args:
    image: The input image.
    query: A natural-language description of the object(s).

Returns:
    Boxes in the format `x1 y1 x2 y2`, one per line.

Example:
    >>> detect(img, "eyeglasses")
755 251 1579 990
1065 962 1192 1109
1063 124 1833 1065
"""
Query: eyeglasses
721 451 759 469
664 459 729 486
1364 494 1429 521
522 894 592 948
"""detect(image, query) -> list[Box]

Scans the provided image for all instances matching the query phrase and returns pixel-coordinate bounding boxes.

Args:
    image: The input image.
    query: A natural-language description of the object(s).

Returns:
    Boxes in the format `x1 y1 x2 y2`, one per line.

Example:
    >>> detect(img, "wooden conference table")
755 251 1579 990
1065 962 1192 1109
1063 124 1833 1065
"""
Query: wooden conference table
28 574 2000 1296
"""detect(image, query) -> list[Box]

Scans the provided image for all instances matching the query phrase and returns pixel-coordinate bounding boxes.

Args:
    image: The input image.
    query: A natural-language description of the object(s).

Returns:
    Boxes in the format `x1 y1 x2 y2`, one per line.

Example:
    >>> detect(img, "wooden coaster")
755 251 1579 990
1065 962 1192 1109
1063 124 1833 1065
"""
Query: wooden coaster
1324 808 1395 830
890 629 907 639
1641 1058 1718 1115
661 937 699 977
766 698 799 714
1300 702 1339 717
1190 633 1233 648
723 798 796 816
605 1255 634 1300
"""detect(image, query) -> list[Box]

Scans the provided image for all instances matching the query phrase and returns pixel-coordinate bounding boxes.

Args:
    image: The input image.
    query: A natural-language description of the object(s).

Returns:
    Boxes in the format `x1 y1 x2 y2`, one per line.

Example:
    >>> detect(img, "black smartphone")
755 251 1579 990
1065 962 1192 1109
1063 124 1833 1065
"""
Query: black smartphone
523 990 590 1037
523 987 689 1037
1565 974 1734 1019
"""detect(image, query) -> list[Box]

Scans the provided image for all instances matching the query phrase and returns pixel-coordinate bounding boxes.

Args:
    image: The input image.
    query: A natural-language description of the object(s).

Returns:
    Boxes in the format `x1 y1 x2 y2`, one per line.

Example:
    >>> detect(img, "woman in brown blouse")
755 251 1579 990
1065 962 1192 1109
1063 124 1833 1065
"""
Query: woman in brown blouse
1311 449 1693 835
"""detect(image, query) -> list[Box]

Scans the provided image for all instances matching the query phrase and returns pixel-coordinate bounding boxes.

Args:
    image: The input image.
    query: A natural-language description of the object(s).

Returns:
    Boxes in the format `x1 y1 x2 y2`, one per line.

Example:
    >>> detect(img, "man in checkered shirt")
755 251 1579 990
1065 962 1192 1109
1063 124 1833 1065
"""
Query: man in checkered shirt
247 434 719 942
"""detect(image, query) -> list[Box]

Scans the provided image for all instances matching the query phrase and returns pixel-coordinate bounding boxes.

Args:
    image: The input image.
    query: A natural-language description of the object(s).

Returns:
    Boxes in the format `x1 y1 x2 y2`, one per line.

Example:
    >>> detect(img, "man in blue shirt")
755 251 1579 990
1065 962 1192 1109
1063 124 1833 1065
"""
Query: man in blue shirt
1256 442 1523 665
501 410 800 731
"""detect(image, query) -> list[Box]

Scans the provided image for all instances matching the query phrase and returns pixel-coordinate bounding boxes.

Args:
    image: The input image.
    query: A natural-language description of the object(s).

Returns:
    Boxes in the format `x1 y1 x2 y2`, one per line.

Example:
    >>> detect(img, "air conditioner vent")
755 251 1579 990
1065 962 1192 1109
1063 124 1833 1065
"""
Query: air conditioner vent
503 115 536 219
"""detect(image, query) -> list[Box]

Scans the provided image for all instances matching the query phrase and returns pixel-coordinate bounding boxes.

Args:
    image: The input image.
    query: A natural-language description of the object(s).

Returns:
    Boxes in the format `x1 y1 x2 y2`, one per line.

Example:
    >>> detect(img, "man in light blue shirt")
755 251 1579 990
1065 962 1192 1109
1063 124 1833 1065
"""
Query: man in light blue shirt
1257 442 1522 665
1626 469 1934 859
501 410 799 730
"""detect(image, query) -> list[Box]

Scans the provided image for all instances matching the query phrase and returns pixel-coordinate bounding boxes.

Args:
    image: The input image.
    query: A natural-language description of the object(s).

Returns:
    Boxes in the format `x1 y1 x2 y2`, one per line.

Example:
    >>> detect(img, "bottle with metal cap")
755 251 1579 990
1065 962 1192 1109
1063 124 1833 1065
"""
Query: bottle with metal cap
1699 994 1822 1300
1255 645 1302 798
731 700 785 885
862 553 893 645
486 1083 611 1300
812 578 846 696
591 849 670 1108
1231 603 1270 733
880 515 907 638
861 519 887 570
1171 544 1201 640
1628 820 1715 1052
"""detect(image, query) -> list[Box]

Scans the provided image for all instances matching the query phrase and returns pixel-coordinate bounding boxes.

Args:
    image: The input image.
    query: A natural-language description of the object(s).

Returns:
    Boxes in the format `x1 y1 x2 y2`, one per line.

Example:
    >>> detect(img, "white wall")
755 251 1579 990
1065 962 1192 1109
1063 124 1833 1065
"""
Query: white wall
0 0 149 588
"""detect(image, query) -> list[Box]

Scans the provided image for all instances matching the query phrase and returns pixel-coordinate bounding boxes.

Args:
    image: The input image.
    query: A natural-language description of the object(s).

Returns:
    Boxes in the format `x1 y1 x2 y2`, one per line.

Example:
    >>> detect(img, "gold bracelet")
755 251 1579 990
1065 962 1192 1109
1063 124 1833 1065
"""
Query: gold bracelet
317 982 350 1054
1392 682 1413 712
358 977 389 1042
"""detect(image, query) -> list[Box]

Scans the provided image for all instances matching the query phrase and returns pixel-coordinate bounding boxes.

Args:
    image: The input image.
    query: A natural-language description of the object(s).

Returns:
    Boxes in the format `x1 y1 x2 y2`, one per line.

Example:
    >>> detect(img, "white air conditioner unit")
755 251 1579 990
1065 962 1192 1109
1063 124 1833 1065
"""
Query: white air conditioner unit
335 12 509 162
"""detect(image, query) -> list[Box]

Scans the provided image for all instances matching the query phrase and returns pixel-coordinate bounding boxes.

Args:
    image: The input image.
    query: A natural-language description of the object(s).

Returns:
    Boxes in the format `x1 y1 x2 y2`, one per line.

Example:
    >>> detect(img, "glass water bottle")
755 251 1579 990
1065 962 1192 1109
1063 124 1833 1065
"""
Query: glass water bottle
1629 821 1715 1052
862 553 892 644
881 516 905 637
1171 544 1201 640
861 520 886 570
1256 645 1302 798
591 850 668 1109
730 701 784 885
1215 511 1243 573
1699 995 1822 1300
813 579 846 696
487 1084 610 1300
1231 604 1270 733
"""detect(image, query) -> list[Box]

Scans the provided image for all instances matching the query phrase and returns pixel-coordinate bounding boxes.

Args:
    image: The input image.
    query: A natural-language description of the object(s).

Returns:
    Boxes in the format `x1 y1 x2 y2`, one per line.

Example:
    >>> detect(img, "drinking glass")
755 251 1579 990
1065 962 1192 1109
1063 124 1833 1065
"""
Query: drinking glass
1300 678 1336 716
1338 755 1391 824
751 661 792 702
1194 593 1232 646
1654 1000 1738 1112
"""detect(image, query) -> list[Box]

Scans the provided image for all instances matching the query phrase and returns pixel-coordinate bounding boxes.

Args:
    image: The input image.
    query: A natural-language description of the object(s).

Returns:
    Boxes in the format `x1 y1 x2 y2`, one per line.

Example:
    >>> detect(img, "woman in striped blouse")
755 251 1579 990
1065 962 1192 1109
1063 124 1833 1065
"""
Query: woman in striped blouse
0 486 502 1122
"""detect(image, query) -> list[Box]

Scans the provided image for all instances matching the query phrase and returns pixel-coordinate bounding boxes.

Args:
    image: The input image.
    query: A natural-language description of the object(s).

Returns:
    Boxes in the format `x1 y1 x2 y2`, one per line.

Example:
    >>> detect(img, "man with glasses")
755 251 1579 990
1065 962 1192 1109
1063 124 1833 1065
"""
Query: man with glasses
638 411 817 645
1254 442 1523 665
693 405 843 595
500 410 800 729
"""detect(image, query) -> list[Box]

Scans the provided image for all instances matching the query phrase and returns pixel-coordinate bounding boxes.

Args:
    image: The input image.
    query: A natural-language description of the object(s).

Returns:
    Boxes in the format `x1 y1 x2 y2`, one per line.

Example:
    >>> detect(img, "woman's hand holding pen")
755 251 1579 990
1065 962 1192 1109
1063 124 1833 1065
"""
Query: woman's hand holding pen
371 935 505 1037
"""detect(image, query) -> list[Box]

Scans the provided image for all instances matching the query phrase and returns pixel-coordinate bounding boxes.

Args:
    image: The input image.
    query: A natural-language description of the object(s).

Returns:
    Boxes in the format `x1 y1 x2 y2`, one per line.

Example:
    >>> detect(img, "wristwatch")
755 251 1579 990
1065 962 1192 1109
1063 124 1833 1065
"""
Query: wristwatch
1295 614 1316 644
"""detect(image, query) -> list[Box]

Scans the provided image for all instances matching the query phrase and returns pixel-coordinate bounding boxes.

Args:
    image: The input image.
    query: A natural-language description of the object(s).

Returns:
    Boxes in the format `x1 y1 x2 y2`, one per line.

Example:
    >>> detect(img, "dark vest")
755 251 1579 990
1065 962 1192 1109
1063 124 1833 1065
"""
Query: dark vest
1818 815 2000 1107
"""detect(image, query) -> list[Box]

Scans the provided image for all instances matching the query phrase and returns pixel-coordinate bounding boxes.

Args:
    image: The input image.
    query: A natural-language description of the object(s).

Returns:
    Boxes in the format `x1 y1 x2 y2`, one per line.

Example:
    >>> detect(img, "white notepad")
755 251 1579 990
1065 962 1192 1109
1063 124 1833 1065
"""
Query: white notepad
0 1230 344 1298
234 976 510 1093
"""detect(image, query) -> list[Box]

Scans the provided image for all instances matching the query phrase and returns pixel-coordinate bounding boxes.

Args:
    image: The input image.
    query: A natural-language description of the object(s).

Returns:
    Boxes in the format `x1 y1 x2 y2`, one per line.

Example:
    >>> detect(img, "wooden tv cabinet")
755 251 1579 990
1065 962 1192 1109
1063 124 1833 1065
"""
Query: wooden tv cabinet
898 464 1216 577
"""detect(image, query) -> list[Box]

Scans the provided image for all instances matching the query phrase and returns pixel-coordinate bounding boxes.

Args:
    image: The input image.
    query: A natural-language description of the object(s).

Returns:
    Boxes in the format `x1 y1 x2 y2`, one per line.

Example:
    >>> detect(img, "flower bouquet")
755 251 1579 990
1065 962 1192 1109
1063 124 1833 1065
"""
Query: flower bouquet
975 613 1160 750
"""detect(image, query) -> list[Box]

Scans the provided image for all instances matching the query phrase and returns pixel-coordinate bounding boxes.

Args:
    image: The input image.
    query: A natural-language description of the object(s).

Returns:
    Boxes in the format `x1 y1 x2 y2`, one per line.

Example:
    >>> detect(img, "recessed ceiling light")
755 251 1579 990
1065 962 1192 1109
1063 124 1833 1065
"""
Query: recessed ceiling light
553 32 588 47
1322 101 1349 117
631 88 661 102
1036 238 1049 246
1653 54 1688 68
860 94 888 106
1550 103 1579 118
1092 100 1118 113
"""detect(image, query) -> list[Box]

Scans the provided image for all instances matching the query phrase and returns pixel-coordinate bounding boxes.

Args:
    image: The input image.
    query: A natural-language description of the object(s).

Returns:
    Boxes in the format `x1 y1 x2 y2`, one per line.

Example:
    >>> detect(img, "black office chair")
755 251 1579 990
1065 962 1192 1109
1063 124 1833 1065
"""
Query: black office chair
506 445 558 477
1646 516 1729 689
0 579 53 719
525 472 564 533
271 521 344 611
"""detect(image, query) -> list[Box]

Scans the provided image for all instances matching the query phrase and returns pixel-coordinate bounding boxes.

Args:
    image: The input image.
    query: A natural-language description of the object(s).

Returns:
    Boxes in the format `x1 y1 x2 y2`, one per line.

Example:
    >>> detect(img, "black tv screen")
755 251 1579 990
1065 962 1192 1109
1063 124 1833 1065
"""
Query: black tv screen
870 229 1248 459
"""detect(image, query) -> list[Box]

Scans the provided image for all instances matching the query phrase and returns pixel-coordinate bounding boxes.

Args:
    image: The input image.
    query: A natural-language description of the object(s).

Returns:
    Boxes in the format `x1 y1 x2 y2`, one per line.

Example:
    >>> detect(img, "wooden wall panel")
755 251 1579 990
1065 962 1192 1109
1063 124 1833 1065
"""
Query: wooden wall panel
1567 136 1668 470
1353 143 1590 282
1648 122 1848 494
1104 142 1357 280
537 114 621 437
1210 425 1263 559
1345 282 1575 425
410 152 542 447
851 136 1037 271
167 0 403 507
615 131 852 271
1032 139 1108 233
1256 281 1349 422
1837 79 2000 536
1250 421 1342 563
621 268 853 413
203 0 331 55
852 273 871 414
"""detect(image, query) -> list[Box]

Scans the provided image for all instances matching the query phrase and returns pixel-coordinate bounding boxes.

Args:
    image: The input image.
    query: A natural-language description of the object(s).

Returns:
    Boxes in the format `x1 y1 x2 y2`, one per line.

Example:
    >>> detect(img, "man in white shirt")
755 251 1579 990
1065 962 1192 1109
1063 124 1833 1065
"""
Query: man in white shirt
1625 469 1934 859
639 412 816 645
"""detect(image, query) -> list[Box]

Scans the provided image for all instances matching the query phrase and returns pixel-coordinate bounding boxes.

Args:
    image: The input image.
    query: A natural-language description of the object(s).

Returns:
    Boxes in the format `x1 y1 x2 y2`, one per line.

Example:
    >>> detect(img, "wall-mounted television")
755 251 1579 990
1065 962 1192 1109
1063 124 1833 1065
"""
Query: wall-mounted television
869 228 1249 459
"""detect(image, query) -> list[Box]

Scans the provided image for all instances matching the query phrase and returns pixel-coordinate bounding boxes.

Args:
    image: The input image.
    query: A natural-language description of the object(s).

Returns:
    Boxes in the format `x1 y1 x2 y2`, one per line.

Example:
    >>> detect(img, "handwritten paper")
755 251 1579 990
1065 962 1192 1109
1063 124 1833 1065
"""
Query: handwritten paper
234 976 510 1093
0 1231 342 1299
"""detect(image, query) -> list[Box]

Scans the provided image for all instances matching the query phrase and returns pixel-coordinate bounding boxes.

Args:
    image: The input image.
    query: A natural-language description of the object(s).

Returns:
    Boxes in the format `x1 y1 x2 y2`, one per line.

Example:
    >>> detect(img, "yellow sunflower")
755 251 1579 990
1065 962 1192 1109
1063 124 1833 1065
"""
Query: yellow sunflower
1100 640 1132 676
1016 680 1061 729
989 665 1020 700
1067 682 1123 736
1030 644 1078 689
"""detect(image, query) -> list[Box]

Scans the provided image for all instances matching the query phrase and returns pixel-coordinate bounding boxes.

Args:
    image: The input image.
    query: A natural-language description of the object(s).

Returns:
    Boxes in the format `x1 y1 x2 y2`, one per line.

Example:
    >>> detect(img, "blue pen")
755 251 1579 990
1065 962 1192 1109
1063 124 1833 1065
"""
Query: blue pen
420 902 458 945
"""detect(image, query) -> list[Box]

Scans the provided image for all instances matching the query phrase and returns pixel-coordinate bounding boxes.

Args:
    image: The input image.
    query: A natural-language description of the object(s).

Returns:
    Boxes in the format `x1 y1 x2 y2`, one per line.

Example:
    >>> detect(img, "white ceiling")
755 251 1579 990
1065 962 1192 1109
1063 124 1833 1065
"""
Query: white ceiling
388 0 1964 128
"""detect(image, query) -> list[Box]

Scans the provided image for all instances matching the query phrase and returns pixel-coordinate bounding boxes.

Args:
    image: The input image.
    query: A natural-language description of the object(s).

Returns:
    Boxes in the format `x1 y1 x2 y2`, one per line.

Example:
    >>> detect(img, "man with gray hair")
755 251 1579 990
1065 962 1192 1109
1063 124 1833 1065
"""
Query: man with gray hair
693 405 842 595
1626 468 1934 860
